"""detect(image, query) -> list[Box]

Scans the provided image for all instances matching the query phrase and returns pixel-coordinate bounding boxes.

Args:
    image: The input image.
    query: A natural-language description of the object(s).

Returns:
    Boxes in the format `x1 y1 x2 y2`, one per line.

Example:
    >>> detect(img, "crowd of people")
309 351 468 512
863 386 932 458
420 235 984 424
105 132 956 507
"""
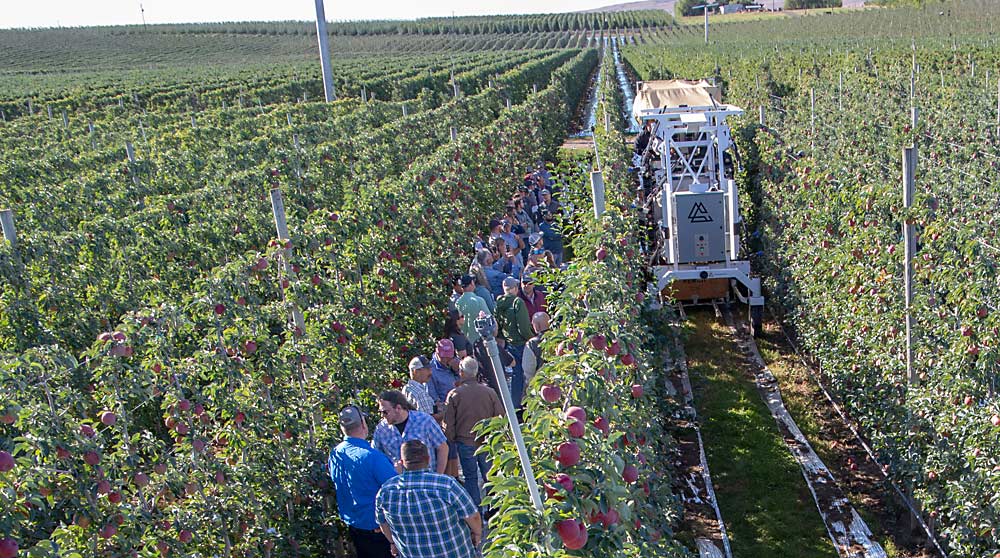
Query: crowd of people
329 164 564 558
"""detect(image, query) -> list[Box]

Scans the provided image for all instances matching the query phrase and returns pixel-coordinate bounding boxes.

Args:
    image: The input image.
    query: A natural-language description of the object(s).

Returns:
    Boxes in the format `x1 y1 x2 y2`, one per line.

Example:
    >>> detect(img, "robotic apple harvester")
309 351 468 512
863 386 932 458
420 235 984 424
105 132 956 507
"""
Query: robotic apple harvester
632 79 764 335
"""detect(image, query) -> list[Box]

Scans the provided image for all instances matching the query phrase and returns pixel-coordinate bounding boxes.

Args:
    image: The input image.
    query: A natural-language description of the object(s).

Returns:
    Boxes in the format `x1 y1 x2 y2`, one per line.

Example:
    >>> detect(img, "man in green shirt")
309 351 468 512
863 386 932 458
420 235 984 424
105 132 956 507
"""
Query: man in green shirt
454 274 492 345
495 277 533 407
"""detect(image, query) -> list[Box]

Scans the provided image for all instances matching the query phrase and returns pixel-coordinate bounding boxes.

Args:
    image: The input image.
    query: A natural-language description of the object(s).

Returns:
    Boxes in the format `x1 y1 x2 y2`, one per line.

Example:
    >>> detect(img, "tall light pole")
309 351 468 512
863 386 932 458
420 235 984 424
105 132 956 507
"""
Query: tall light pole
692 3 717 44
314 0 336 102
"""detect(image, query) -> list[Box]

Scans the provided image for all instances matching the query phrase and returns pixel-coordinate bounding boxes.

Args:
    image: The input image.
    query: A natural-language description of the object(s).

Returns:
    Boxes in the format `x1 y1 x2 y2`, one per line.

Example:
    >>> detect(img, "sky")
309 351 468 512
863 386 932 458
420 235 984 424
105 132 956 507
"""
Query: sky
0 0 623 29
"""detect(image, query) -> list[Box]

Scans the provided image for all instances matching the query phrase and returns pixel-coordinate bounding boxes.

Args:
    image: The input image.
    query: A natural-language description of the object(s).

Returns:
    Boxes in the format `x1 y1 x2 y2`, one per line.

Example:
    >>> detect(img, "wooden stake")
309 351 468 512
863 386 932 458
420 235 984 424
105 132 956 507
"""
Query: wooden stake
903 146 917 388
838 72 843 111
590 171 606 218
0 210 16 246
269 189 306 334
810 88 815 152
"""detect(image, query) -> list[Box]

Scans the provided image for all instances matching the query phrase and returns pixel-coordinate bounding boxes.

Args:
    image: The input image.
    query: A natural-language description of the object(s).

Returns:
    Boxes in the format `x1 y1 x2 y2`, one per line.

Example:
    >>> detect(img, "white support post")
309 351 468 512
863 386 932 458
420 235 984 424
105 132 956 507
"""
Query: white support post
903 146 917 387
89 122 96 150
810 88 816 152
27 99 33 115
590 171 606 219
453 81 460 99
532 83 538 94
139 120 147 143
125 141 139 185
269 189 307 334
47 105 53 119
450 127 457 142
506 98 512 110
910 69 915 109
62 110 69 128
475 317 546 517
758 105 766 127
314 0 336 102
704 7 709 44
402 103 408 117
0 210 16 247
287 113 293 126
191 115 197 129
1 110 5 122
362 84 367 103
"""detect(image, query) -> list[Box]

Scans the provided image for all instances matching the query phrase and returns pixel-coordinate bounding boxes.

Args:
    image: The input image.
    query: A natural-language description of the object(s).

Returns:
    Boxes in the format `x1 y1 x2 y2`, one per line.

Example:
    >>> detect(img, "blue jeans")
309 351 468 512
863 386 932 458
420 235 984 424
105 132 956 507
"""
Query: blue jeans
457 442 491 508
507 343 525 408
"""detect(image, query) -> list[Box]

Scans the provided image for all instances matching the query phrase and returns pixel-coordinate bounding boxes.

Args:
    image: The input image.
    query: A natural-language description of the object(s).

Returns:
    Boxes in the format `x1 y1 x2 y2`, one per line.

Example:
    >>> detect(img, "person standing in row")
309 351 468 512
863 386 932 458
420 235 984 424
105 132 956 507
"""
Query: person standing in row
329 405 397 558
522 311 550 387
443 357 505 511
376 440 482 558
373 391 448 475
455 274 492 346
429 339 461 409
403 355 437 418
495 277 533 407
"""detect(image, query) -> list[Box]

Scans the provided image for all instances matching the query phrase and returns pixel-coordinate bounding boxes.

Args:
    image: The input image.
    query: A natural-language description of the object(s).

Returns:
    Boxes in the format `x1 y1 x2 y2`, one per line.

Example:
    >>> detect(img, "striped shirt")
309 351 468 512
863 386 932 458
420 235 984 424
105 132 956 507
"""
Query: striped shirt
403 379 436 415
375 470 478 558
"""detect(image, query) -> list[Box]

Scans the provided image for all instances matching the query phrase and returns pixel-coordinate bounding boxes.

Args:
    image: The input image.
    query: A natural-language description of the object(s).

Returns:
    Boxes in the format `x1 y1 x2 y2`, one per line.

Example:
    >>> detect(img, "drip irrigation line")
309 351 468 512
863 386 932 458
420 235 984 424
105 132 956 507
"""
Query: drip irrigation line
768 309 950 558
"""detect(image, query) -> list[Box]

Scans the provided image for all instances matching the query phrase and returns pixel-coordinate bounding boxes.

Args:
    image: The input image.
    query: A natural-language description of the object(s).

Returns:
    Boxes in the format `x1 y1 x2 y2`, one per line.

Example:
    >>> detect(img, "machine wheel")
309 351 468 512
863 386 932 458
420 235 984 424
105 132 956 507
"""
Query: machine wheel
749 305 764 338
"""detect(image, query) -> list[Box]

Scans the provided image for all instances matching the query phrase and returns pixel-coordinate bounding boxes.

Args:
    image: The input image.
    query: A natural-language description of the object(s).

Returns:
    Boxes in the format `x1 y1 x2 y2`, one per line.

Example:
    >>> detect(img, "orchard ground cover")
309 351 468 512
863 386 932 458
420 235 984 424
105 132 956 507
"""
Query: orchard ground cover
624 0 1000 555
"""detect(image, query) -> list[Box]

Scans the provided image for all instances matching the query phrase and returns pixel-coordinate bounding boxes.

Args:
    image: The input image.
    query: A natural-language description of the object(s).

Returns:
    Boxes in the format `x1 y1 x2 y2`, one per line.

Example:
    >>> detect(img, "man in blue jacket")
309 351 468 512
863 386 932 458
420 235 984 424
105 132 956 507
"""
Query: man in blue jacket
329 405 398 558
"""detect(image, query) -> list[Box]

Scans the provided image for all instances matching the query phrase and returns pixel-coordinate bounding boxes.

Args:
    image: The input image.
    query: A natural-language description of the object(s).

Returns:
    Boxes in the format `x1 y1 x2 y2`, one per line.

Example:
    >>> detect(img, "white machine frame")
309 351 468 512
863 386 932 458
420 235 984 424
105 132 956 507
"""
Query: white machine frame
635 103 765 314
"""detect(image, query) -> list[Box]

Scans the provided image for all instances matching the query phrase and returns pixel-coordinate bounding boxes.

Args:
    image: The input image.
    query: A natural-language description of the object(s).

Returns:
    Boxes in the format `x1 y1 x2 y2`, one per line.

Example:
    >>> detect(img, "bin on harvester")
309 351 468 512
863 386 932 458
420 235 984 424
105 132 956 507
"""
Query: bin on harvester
632 79 764 335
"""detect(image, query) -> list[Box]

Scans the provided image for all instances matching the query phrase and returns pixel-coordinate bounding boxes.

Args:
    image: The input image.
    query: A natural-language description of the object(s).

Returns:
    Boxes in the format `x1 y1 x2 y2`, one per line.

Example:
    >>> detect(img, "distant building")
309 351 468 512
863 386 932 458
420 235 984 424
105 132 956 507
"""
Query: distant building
720 3 746 14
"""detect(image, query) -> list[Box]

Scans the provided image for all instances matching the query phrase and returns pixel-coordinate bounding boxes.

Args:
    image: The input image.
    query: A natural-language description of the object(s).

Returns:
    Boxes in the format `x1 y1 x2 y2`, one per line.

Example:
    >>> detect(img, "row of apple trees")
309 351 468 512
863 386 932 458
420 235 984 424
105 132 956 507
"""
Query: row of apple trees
624 11 1000 556
478 50 690 557
0 50 598 556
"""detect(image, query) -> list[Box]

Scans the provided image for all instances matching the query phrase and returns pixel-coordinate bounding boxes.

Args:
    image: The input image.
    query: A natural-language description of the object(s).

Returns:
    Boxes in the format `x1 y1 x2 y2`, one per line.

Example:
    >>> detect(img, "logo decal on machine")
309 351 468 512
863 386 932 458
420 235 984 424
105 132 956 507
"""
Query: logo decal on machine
687 202 714 223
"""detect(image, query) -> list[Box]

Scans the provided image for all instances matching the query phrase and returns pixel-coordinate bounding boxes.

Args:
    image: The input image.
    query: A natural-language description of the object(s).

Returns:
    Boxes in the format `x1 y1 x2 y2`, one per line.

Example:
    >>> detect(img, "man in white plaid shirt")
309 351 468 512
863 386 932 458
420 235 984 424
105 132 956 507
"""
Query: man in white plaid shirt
403 355 438 418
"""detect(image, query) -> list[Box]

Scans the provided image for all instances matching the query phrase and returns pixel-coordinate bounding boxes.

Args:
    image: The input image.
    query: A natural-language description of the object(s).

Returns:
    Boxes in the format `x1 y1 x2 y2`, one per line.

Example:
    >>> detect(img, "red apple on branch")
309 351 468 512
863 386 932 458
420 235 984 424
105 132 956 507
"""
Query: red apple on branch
556 441 581 468
0 451 14 473
0 538 18 558
540 384 562 403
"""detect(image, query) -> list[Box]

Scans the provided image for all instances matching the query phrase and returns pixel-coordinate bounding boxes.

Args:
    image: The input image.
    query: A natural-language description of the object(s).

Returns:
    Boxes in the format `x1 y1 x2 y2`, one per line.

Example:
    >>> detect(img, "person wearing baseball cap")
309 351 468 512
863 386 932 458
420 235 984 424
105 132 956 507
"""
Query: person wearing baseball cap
429 339 461 409
329 405 398 558
403 355 436 417
454 274 492 345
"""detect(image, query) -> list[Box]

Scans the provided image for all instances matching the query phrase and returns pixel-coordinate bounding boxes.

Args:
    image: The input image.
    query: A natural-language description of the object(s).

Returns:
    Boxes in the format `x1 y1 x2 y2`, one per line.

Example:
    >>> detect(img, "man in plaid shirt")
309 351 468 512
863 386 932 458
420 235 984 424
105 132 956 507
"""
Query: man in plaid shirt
403 355 437 418
376 440 482 558
373 391 448 474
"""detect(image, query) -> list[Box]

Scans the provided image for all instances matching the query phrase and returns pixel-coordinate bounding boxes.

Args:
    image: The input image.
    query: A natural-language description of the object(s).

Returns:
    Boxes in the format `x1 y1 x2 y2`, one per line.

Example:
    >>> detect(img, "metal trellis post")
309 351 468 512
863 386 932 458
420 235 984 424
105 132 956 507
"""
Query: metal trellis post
314 0 336 102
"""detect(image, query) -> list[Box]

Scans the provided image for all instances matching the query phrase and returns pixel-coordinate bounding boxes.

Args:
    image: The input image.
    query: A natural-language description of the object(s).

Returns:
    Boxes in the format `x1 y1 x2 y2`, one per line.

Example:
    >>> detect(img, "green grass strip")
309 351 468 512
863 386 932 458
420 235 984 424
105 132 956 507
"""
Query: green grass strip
682 311 838 558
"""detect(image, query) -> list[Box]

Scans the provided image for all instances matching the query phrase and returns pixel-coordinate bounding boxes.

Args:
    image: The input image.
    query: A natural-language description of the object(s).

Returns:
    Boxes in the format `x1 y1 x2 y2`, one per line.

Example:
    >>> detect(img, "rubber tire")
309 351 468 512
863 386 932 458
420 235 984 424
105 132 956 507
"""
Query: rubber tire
749 305 763 338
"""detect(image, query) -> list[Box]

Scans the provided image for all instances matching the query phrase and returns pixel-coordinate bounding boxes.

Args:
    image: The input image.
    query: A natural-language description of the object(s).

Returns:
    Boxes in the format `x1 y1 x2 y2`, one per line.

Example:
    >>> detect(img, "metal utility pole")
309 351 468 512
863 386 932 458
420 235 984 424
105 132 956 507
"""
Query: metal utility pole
692 3 717 44
314 0 336 102
139 2 146 27
474 314 545 515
